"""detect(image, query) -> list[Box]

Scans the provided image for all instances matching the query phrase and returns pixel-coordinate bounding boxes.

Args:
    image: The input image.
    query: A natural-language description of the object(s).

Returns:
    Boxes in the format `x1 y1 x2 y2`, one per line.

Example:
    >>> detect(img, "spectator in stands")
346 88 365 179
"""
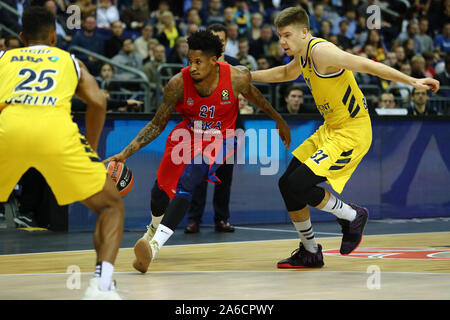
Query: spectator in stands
280 84 315 114
71 16 104 75
203 0 224 26
408 88 437 115
394 44 408 66
336 19 353 51
134 24 155 60
207 23 240 66
121 0 150 31
44 0 72 49
388 62 414 104
434 22 450 58
225 23 239 58
403 38 416 62
142 43 167 110
317 19 332 40
148 0 170 25
309 2 325 36
245 12 264 42
434 53 450 89
237 37 257 70
185 23 201 38
96 62 121 96
332 7 357 39
396 20 423 55
364 29 386 62
238 93 254 114
167 37 189 69
434 53 450 114
378 92 397 109
111 38 143 80
422 51 437 78
142 44 167 90
257 56 271 70
249 24 278 59
156 10 181 49
75 0 97 20
180 8 203 37
104 20 124 59
417 17 434 53
96 0 119 29
411 55 426 78
142 38 160 64
384 51 400 70
5 35 21 50
267 42 288 67
223 7 236 26
0 38 5 51
0 0 30 33
234 0 251 35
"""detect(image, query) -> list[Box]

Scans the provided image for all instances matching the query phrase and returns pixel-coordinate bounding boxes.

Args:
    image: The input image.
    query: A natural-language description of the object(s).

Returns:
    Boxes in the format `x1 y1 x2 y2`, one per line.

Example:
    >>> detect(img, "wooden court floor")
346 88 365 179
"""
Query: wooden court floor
0 231 449 300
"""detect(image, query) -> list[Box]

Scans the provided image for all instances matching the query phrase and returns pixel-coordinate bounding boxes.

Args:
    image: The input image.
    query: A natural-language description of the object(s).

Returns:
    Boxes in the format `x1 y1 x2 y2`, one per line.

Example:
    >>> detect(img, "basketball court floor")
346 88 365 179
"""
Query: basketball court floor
0 217 449 300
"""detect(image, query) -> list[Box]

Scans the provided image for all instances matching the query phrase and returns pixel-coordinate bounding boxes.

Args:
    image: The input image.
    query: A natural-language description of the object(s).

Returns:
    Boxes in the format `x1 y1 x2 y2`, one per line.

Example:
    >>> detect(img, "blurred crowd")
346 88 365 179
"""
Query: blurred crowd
0 0 449 115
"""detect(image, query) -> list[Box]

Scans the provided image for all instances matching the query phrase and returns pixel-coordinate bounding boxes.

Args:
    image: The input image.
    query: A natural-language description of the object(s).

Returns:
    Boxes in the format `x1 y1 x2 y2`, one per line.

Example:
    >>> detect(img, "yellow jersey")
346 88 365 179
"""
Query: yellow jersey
0 45 80 114
300 37 369 127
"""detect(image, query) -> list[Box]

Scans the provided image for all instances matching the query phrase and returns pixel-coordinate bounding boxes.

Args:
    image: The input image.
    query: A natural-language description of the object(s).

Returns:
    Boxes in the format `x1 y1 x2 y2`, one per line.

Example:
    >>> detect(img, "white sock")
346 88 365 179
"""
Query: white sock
151 214 164 229
293 219 318 253
151 224 174 249
321 193 356 221
94 261 114 291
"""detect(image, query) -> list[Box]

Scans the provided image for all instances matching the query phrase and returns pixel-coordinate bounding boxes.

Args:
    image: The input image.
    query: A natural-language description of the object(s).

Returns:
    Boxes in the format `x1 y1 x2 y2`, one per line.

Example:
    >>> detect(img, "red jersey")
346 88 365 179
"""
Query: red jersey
156 61 239 198
176 61 238 136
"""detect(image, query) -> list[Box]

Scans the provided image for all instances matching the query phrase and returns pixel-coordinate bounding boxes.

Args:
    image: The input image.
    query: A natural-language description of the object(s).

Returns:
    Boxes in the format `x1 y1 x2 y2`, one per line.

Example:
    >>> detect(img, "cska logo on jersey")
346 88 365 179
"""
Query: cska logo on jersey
221 89 229 101
187 97 194 105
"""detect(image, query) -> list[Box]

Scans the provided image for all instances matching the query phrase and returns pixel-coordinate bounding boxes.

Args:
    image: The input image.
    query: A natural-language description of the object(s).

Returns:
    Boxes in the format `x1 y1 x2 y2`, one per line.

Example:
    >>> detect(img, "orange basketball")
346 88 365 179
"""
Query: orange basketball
106 160 134 197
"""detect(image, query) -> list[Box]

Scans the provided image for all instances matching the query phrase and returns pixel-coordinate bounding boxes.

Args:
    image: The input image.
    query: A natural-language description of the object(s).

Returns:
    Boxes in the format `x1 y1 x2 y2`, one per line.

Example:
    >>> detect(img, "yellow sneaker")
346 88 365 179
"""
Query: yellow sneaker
142 223 157 242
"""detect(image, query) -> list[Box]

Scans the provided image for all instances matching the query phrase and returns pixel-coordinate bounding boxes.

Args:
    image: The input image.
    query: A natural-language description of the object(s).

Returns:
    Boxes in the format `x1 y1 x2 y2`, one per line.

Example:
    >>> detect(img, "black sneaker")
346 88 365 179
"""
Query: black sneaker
277 243 324 269
14 212 38 228
337 204 369 255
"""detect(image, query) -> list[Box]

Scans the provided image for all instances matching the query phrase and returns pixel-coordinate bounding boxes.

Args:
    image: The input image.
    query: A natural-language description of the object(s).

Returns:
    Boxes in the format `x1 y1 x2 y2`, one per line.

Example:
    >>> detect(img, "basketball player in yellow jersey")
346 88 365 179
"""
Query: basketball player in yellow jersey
0 7 124 298
252 7 440 268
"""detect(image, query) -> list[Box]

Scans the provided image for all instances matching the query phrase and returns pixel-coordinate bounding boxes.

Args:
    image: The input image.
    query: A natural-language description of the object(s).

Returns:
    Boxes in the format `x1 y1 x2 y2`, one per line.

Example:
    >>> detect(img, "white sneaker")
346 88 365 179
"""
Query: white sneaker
142 223 156 242
132 239 160 274
82 278 122 300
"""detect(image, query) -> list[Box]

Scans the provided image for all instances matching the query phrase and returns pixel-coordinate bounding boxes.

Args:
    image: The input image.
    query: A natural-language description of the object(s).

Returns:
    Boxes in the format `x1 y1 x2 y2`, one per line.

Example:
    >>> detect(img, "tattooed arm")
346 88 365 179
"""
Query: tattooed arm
104 73 184 163
231 66 291 148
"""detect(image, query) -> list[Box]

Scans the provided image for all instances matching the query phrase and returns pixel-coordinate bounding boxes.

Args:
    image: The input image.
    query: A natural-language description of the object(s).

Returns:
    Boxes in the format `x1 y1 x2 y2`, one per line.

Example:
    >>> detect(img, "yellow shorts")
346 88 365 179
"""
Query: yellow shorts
0 106 106 205
292 117 372 194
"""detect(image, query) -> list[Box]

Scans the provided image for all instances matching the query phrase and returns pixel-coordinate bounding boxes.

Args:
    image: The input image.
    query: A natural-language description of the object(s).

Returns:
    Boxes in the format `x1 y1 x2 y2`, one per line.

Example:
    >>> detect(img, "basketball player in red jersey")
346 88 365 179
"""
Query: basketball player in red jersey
105 30 290 273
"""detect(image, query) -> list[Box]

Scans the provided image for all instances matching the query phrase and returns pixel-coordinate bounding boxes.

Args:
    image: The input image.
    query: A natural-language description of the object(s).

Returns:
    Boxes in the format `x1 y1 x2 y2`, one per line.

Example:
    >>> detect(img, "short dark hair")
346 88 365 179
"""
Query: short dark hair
21 6 56 42
285 84 304 97
188 30 223 58
207 23 227 35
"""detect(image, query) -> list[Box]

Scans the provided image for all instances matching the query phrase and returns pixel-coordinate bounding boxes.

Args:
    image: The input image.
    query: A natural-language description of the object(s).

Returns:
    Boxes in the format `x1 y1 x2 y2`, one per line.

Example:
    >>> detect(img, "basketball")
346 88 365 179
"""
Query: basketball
106 160 134 197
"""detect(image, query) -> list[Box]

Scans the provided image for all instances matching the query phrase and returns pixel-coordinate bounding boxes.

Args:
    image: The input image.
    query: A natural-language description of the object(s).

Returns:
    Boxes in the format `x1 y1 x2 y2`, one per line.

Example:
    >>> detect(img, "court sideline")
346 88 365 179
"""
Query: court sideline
0 218 449 300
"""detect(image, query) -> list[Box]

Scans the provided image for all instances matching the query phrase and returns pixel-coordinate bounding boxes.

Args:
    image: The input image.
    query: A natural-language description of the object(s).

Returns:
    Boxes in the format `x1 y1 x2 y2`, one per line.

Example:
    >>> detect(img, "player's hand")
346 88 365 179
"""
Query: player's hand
276 119 291 149
412 78 440 93
103 152 127 164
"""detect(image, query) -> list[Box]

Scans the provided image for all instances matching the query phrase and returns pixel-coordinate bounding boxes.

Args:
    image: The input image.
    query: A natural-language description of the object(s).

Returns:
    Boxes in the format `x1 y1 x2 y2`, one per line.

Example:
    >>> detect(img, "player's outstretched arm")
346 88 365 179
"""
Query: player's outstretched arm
312 42 440 93
104 74 184 163
233 66 291 149
251 55 302 83
75 59 107 152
